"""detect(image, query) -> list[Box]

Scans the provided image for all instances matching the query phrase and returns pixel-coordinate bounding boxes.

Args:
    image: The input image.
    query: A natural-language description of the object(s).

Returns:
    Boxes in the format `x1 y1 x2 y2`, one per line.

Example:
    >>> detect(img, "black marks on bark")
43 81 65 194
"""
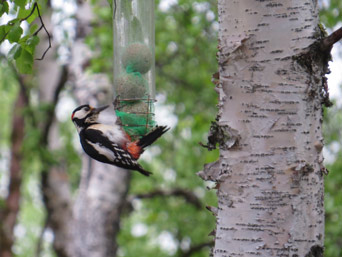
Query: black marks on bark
305 245 323 257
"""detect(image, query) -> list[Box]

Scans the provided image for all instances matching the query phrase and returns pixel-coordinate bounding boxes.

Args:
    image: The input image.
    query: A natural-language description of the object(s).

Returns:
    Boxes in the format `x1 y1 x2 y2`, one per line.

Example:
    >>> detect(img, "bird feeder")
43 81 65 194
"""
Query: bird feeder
113 0 155 139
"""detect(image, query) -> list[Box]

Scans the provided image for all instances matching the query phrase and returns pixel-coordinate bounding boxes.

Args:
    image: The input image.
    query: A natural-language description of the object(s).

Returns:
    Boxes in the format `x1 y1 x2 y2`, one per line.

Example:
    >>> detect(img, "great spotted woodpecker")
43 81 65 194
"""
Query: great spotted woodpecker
71 104 169 176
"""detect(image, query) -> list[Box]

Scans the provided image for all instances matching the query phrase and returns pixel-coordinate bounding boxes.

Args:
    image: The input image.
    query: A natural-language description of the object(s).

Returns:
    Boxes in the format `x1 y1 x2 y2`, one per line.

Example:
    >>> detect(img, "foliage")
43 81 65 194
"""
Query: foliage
320 0 342 28
0 0 47 74
0 61 18 148
323 104 342 257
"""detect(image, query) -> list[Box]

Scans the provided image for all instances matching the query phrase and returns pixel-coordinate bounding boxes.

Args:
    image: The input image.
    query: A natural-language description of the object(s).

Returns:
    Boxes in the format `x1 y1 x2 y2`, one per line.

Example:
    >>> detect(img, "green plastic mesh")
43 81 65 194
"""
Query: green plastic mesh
126 65 143 75
115 99 155 138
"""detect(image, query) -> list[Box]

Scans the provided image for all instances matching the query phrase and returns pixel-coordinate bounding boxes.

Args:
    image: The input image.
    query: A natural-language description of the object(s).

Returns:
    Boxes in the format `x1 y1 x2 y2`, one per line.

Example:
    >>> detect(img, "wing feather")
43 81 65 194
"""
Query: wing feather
81 128 142 171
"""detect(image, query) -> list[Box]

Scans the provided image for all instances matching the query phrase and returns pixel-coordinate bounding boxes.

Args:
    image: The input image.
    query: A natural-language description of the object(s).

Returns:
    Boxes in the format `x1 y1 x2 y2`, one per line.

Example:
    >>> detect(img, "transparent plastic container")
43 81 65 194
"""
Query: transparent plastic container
113 0 155 138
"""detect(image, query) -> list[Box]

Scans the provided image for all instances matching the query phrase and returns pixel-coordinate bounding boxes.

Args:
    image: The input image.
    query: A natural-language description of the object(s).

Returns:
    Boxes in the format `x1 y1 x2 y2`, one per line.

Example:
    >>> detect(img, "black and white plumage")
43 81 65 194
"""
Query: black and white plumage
71 104 169 176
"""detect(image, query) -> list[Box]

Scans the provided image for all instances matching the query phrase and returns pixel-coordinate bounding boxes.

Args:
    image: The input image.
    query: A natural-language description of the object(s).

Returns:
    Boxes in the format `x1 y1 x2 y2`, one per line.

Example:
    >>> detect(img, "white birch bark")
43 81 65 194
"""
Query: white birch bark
200 1 326 256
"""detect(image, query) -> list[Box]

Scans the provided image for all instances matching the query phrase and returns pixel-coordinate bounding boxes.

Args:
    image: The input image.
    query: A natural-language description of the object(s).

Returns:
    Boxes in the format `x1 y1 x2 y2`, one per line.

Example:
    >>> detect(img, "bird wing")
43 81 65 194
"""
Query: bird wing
82 128 142 170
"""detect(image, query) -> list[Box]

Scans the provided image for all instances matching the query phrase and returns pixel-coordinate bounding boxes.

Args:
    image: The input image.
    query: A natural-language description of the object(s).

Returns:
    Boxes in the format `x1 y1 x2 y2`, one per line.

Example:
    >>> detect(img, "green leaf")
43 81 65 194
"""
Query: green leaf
7 18 20 25
0 25 6 42
25 35 40 53
14 0 27 8
18 5 38 24
18 7 32 19
8 23 23 43
19 34 29 43
26 35 40 46
0 25 11 43
8 44 22 61
29 24 39 34
0 2 9 16
16 48 33 74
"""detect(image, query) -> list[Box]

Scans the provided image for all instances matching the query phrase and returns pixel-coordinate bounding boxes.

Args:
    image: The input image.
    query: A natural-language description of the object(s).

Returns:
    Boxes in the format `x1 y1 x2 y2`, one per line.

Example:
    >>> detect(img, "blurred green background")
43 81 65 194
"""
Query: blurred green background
0 0 341 256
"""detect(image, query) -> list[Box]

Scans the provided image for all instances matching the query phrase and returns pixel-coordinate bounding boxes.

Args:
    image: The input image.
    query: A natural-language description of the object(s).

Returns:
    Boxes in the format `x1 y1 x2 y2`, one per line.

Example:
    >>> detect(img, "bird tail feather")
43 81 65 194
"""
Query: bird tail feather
137 126 169 149
136 166 153 176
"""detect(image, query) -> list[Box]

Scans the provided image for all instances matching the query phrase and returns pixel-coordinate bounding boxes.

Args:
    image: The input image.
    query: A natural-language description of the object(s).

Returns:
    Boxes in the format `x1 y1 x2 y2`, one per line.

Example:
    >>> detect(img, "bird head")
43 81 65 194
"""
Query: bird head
71 104 109 132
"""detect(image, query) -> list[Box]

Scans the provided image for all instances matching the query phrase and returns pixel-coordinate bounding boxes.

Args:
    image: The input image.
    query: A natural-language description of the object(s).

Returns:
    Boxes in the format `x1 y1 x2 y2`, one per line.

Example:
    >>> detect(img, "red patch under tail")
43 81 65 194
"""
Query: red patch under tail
127 142 142 160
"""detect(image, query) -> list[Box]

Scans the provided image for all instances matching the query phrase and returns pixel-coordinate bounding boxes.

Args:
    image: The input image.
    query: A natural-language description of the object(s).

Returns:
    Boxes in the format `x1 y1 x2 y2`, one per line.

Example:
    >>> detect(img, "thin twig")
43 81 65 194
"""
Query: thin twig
131 188 202 209
33 3 52 60
34 24 44 35
0 32 8 43
20 2 39 21
0 3 52 60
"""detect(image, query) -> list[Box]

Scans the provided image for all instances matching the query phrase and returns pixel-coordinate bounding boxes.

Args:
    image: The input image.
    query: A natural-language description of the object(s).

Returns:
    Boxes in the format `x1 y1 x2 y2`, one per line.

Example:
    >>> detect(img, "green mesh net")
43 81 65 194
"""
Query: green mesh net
126 65 143 75
115 99 155 138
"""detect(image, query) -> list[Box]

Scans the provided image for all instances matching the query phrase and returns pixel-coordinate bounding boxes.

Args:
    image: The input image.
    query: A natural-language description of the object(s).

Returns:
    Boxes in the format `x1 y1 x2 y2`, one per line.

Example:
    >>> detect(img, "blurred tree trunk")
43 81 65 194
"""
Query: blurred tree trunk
35 2 130 257
68 1 130 257
200 1 327 256
0 84 26 257
35 6 74 256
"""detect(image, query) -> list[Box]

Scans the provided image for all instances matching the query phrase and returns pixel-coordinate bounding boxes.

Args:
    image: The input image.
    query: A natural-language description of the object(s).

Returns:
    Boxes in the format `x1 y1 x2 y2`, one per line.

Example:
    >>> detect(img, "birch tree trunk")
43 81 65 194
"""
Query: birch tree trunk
200 1 327 256
69 2 131 256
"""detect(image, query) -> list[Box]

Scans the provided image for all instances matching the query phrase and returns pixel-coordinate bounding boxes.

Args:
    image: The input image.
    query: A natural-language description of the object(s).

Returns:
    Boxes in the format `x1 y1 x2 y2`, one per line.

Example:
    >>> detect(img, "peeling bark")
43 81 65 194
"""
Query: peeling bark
202 1 326 256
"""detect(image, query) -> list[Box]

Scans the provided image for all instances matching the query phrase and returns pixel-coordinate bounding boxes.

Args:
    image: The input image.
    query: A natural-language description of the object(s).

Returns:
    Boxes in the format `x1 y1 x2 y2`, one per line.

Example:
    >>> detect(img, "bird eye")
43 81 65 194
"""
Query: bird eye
84 107 90 111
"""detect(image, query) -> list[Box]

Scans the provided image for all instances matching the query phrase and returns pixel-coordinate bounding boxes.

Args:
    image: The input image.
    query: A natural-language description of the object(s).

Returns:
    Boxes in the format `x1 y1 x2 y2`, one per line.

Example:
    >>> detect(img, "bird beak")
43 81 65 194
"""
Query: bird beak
92 105 109 114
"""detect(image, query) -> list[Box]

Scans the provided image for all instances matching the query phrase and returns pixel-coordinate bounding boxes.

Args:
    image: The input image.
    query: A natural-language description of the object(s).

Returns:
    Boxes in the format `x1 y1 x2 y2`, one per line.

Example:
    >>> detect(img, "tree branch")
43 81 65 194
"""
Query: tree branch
32 3 52 61
320 26 342 52
131 188 202 209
